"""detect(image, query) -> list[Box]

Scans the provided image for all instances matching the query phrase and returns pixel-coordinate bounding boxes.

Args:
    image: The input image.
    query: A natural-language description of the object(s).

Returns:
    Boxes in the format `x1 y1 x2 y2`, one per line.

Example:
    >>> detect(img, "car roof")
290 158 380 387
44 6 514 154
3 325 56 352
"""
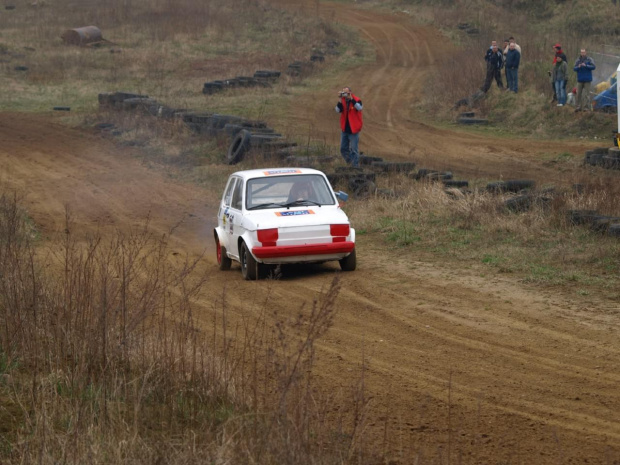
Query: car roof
231 168 327 180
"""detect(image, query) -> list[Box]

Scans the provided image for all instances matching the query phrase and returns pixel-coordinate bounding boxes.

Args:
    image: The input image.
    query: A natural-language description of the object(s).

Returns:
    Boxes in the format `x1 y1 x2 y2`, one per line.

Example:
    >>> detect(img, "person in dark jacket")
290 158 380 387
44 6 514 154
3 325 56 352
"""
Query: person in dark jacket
335 86 363 167
573 49 596 112
481 42 504 93
550 44 568 102
552 55 569 106
505 42 521 93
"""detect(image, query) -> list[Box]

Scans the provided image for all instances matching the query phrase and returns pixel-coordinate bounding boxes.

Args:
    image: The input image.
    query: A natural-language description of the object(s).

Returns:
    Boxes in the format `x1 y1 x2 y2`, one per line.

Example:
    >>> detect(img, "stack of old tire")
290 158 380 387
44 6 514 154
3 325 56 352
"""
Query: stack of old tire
203 70 281 95
583 146 620 170
325 156 418 199
98 91 186 119
567 209 620 237
97 91 296 163
226 126 296 164
484 179 550 212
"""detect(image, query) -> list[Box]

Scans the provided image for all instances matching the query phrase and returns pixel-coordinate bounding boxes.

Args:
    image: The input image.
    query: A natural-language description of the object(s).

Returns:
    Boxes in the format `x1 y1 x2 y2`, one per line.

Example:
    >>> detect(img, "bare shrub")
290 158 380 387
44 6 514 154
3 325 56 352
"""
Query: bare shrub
0 193 370 464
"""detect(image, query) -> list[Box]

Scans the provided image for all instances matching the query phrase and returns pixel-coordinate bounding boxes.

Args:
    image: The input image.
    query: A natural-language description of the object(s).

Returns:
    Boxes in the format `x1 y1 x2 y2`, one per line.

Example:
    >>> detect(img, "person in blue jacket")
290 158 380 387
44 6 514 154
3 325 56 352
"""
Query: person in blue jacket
573 48 596 112
504 42 521 93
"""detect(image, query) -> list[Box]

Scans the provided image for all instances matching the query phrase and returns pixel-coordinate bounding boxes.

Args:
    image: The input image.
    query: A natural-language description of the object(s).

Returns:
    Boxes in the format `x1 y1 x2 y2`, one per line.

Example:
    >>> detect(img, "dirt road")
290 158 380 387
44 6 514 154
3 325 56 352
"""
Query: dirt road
2 1 620 462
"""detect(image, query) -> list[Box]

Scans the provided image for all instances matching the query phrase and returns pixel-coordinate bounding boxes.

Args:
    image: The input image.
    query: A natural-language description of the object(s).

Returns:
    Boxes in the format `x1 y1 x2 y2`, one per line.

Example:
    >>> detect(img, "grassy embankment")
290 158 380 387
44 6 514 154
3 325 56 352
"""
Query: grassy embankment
380 0 619 138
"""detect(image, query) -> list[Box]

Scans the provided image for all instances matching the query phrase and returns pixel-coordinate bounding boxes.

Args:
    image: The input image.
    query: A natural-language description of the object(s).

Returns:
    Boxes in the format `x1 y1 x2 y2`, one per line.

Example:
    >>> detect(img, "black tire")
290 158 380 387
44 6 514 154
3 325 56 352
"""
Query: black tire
249 134 283 146
359 155 383 165
240 241 265 280
415 168 439 180
487 179 535 193
608 224 620 237
227 129 251 164
458 117 488 125
215 236 232 271
585 152 605 166
443 180 469 188
350 179 376 198
339 249 356 272
590 216 620 232
566 209 599 225
505 195 534 213
602 156 620 169
371 161 416 173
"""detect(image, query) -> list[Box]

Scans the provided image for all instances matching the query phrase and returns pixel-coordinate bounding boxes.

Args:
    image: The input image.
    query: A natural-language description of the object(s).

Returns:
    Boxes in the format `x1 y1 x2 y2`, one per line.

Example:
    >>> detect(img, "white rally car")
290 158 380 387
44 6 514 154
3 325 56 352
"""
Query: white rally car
214 168 356 279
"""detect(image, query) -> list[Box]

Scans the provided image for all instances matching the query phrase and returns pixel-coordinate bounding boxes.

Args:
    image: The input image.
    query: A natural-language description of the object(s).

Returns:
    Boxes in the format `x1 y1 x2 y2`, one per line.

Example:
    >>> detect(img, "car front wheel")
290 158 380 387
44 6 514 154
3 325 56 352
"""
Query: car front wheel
339 248 356 271
216 238 232 271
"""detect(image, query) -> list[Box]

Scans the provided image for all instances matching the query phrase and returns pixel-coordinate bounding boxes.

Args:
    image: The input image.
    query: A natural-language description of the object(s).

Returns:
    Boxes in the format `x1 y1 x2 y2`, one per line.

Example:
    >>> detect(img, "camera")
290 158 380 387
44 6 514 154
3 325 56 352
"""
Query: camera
339 91 349 97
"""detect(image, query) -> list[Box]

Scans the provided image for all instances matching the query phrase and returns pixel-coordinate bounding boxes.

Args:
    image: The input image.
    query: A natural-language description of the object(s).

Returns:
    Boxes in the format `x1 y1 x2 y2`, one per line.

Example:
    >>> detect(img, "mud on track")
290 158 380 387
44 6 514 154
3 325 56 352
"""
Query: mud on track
2 1 620 461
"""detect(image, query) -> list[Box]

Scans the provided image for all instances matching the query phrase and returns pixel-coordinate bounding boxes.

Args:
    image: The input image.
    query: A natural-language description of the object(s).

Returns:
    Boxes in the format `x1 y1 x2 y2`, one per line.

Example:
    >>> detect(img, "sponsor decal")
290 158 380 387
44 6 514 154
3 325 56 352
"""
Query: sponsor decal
275 210 315 217
263 169 302 176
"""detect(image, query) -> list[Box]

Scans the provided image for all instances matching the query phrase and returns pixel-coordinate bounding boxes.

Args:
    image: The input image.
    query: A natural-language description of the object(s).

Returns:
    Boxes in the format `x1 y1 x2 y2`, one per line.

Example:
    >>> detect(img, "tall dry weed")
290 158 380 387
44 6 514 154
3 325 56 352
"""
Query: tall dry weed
0 193 371 464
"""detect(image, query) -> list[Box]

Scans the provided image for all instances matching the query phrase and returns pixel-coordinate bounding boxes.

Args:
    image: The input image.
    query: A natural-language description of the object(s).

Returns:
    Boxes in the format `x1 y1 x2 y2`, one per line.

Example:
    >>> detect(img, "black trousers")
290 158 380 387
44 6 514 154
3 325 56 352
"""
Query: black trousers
482 65 503 92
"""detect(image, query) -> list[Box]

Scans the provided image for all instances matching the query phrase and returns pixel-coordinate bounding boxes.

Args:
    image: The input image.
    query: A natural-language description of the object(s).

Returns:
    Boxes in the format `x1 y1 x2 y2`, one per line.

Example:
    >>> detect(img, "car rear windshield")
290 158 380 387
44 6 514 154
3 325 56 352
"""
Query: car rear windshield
246 174 336 210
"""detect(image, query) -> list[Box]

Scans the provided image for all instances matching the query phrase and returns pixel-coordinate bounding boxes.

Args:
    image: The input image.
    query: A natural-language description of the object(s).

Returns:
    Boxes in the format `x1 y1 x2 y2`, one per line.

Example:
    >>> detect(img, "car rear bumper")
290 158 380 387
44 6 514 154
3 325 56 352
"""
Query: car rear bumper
252 241 355 259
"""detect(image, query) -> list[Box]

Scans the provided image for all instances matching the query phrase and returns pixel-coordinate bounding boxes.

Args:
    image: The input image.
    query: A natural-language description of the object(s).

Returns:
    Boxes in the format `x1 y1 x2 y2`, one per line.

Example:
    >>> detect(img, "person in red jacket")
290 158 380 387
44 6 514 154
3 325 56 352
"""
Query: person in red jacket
335 86 363 167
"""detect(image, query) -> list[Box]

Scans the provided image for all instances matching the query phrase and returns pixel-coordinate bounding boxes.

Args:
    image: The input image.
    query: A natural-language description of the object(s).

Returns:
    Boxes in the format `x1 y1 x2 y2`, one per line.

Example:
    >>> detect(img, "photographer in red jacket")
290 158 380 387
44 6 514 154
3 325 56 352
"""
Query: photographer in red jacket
335 87 363 167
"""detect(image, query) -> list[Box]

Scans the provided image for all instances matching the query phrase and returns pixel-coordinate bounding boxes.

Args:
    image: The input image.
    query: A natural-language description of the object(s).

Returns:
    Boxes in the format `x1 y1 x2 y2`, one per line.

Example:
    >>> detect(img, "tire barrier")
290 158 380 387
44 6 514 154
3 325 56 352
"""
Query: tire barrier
412 169 453 181
443 180 469 188
504 194 551 213
359 155 384 165
458 117 488 125
199 49 327 95
567 210 620 237
98 91 296 164
486 179 535 193
326 171 376 186
370 161 416 173
583 146 619 170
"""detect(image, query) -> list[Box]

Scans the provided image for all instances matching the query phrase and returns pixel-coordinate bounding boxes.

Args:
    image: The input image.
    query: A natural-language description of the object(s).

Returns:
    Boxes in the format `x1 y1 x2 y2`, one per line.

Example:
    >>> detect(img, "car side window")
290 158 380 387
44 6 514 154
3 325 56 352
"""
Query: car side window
223 178 236 207
231 178 243 210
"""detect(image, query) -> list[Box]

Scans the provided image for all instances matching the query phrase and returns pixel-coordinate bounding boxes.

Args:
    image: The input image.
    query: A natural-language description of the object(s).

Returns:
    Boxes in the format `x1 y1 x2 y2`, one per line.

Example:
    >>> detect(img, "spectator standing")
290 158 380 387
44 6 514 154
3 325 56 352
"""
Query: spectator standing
573 49 596 112
335 86 363 167
504 36 522 55
502 39 510 89
552 55 568 106
550 44 568 102
505 42 521 93
481 42 504 92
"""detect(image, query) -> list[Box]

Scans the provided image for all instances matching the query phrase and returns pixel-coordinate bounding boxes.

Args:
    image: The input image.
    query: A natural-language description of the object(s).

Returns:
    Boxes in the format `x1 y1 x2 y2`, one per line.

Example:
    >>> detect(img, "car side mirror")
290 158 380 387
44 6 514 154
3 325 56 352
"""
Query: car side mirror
335 191 349 202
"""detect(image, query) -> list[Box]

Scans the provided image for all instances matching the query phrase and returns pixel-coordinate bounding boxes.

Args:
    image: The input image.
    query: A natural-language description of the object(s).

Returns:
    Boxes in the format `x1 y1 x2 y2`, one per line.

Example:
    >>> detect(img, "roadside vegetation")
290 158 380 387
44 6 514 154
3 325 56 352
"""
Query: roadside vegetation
0 192 373 463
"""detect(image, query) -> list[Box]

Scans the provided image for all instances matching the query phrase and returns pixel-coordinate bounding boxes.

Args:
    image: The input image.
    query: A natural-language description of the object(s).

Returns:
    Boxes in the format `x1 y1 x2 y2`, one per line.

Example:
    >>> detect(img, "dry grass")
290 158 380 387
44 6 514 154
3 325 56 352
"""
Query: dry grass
0 0 349 113
0 192 374 464
346 174 620 293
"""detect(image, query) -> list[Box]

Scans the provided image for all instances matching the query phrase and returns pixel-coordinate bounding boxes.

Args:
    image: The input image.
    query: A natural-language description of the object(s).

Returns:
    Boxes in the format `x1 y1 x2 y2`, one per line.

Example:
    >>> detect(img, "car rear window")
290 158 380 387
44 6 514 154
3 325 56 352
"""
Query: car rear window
246 174 336 209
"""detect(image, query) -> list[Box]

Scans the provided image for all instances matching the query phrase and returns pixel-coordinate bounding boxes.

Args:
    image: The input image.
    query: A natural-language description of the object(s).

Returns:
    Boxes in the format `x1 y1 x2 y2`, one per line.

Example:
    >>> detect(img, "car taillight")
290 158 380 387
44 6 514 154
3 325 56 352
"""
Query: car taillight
330 224 350 242
257 228 278 247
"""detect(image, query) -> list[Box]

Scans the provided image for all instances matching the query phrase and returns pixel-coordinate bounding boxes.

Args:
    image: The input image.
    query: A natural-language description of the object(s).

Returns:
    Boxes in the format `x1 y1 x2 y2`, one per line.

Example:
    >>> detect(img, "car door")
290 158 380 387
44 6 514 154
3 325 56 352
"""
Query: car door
227 177 246 258
218 177 237 254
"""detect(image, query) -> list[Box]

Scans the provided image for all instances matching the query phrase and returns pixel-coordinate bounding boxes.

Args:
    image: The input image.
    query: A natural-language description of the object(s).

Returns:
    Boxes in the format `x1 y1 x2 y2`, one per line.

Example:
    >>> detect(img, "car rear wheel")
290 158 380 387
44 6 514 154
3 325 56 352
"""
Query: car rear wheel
339 248 356 271
216 239 232 271
240 241 259 280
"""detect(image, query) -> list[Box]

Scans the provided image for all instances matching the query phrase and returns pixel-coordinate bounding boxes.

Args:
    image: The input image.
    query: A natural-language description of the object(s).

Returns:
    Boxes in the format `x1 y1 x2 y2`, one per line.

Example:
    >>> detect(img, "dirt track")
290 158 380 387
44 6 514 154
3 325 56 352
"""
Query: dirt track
2 1 620 462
